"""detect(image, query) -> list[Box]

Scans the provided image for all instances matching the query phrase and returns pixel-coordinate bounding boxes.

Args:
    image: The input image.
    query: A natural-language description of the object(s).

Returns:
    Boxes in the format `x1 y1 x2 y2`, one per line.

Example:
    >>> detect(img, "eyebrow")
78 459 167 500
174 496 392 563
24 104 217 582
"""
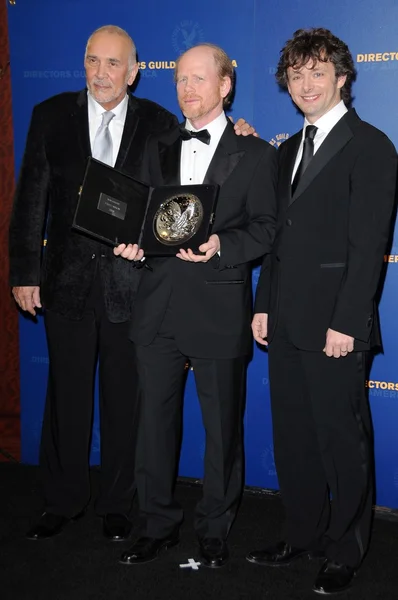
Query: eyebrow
86 54 121 63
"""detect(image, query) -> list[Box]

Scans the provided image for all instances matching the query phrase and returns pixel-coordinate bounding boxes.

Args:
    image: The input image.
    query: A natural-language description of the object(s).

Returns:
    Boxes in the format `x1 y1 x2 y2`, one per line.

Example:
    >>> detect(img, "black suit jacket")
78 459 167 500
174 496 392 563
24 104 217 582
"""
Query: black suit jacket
254 108 397 351
9 90 177 322
131 120 278 358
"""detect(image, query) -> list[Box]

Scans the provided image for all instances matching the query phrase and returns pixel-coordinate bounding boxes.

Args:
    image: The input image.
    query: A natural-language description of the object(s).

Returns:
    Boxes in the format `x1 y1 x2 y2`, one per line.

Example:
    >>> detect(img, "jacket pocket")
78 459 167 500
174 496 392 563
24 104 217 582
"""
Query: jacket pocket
320 263 346 269
205 280 244 285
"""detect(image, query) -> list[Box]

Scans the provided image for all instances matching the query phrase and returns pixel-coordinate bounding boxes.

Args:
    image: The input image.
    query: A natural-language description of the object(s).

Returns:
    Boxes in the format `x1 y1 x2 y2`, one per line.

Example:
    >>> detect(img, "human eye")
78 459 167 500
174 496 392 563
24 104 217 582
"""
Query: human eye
86 56 97 65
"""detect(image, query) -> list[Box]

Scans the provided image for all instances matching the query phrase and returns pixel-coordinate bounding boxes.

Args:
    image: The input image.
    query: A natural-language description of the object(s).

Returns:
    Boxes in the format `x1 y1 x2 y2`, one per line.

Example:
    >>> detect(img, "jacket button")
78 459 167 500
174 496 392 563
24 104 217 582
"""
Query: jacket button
286 219 292 226
91 253 96 259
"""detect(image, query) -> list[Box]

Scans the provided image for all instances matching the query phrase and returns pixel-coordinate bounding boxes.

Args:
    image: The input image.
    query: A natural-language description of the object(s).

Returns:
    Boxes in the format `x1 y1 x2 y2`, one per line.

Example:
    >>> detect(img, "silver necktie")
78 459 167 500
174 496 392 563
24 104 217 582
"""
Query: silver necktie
92 111 115 166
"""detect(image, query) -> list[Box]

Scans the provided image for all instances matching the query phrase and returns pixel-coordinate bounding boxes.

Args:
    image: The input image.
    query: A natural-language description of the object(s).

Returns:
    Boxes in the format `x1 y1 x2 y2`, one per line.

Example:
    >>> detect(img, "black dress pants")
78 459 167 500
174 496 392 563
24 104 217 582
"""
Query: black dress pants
134 308 246 540
268 323 373 568
40 275 139 517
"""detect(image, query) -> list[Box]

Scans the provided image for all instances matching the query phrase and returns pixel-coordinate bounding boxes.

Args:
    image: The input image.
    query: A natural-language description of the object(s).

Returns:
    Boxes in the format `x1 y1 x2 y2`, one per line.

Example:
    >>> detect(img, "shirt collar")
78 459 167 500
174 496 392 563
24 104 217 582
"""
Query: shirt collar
303 100 348 137
87 91 129 122
185 111 228 139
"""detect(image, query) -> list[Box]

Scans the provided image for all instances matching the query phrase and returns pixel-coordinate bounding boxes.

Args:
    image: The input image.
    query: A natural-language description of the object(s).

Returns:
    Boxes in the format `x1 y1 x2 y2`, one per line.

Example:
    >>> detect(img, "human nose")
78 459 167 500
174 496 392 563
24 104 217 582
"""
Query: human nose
96 61 107 79
184 78 196 92
302 75 313 92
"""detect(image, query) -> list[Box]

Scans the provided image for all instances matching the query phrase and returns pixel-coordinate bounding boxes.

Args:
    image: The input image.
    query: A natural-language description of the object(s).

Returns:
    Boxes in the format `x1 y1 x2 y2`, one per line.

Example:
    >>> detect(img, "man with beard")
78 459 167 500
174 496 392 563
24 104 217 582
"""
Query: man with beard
9 26 254 542
114 43 277 567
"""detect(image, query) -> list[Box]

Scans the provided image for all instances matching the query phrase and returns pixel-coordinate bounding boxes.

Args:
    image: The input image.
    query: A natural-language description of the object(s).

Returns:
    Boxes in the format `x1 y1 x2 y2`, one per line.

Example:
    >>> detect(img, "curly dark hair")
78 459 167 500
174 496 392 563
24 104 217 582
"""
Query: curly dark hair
276 28 356 105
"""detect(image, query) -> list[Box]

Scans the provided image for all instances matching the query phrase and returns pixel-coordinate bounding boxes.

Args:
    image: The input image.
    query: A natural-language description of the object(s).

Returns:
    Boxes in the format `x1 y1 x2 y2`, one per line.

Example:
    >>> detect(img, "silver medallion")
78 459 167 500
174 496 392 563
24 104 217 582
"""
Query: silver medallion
153 193 203 245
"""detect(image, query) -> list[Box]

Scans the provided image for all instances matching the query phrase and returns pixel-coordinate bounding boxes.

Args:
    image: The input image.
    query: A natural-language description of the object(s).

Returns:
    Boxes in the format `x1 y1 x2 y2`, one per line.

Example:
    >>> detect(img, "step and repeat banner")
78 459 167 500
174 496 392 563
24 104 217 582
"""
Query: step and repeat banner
7 0 398 508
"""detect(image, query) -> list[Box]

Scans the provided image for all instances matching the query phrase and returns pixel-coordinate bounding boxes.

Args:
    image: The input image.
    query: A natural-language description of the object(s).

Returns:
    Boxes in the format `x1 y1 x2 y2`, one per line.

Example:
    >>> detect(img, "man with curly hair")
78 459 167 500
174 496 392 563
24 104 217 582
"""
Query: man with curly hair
248 28 397 595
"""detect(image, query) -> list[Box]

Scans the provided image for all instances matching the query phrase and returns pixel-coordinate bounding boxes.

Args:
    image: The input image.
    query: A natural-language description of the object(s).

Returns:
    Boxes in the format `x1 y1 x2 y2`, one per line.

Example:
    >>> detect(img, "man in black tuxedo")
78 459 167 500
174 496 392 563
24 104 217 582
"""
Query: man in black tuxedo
8 25 180 542
247 28 397 595
115 43 277 567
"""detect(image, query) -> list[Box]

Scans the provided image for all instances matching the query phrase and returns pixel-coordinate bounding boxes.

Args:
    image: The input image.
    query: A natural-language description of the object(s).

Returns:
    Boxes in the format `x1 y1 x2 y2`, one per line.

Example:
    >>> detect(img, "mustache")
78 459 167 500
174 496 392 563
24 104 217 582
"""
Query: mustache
91 78 112 88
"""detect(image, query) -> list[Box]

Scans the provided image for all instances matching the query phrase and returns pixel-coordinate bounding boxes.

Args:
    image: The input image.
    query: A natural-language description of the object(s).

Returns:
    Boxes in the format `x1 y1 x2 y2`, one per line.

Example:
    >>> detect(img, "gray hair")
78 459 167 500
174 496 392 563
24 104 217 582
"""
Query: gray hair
85 25 137 70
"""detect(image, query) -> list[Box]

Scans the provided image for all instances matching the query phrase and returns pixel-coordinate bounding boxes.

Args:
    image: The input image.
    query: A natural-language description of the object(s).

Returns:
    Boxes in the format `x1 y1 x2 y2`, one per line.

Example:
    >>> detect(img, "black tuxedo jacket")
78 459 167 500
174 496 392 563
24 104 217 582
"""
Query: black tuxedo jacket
254 108 397 351
130 120 278 358
9 90 177 322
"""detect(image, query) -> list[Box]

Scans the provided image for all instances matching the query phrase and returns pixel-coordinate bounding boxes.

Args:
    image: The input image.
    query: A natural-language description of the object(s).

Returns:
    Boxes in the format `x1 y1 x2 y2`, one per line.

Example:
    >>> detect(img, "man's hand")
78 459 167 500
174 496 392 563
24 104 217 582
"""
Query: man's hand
230 116 259 137
323 328 354 358
252 313 268 346
113 243 144 262
12 286 41 316
176 234 220 263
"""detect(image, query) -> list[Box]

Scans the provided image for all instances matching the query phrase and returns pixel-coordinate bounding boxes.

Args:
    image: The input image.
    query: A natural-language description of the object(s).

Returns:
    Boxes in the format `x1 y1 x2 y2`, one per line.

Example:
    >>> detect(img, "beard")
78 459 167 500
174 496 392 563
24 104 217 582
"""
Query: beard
87 76 129 106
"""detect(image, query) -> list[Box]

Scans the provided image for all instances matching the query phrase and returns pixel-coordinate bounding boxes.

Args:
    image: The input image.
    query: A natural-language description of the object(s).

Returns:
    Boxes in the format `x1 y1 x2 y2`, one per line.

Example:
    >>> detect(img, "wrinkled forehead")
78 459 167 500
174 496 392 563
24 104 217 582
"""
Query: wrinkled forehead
177 47 217 75
86 32 131 60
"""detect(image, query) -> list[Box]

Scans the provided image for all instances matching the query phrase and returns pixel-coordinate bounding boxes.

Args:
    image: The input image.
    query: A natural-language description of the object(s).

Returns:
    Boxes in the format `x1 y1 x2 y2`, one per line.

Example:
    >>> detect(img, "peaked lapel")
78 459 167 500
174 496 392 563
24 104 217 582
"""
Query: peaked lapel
73 90 91 163
289 109 356 206
114 95 139 171
203 120 244 186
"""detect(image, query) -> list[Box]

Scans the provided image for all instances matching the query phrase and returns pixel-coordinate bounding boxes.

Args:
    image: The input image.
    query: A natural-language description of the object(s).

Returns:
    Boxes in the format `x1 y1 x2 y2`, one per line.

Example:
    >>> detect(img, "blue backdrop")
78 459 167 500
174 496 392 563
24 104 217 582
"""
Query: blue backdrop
7 0 398 508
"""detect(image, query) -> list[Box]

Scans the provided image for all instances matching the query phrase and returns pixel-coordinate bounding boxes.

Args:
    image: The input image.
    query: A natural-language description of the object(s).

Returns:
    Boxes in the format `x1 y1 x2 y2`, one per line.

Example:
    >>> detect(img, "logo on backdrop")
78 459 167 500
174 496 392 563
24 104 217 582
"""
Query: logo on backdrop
269 133 290 147
356 51 398 71
172 20 205 55
384 254 398 263
261 445 277 477
366 380 398 398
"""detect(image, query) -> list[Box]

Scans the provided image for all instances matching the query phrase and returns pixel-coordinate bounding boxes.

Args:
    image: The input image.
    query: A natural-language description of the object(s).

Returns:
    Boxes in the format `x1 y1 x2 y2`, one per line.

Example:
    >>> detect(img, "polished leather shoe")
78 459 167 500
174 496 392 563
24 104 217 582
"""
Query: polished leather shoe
313 560 356 595
120 535 179 564
198 538 229 568
26 511 83 540
103 513 132 541
246 541 324 566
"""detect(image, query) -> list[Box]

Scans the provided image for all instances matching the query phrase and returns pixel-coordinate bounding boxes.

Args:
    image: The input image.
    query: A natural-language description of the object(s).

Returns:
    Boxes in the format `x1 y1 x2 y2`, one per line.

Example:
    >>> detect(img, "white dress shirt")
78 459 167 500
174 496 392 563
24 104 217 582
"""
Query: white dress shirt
292 100 348 181
180 111 228 185
87 92 128 167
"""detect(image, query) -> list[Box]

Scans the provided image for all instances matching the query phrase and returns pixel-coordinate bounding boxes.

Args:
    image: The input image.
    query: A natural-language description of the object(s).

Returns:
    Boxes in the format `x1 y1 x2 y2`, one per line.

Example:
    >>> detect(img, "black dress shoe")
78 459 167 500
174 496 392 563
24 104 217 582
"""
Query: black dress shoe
103 513 132 541
198 538 229 568
246 541 324 566
120 535 179 564
313 560 356 595
26 511 83 540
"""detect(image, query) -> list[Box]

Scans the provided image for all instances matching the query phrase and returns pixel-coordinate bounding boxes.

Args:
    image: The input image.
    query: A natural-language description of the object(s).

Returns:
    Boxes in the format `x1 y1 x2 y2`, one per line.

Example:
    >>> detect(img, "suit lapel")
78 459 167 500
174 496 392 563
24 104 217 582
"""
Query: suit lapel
74 90 91 163
290 111 355 205
280 134 301 209
157 119 244 187
203 120 244 186
159 129 182 185
114 95 139 171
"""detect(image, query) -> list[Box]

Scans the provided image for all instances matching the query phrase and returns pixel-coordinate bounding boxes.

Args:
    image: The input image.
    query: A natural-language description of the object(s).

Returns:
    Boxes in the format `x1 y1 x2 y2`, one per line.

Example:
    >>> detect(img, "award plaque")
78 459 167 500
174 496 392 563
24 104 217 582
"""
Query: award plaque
72 158 149 246
141 184 219 256
73 158 219 255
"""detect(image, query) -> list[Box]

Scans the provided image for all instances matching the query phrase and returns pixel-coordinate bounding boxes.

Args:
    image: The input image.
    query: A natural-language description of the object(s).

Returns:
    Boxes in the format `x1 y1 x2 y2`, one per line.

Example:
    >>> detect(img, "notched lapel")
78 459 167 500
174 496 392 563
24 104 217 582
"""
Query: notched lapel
203 122 244 186
290 117 353 205
281 135 301 208
74 90 91 164
115 97 139 171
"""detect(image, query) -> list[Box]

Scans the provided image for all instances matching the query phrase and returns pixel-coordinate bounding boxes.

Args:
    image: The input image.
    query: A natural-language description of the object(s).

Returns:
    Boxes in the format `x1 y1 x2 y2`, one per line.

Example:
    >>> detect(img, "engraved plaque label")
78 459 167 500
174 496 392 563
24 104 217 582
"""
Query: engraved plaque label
97 193 127 221
153 193 203 246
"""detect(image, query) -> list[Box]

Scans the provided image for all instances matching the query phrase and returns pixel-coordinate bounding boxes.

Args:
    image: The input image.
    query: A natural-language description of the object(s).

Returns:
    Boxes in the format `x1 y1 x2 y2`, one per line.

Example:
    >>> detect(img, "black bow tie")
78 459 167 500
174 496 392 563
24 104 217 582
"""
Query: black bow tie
179 126 211 145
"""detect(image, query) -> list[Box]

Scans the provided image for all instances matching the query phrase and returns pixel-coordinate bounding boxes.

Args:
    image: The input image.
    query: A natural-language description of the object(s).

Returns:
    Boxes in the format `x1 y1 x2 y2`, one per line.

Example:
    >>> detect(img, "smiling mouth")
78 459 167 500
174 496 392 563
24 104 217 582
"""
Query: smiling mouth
302 95 320 101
